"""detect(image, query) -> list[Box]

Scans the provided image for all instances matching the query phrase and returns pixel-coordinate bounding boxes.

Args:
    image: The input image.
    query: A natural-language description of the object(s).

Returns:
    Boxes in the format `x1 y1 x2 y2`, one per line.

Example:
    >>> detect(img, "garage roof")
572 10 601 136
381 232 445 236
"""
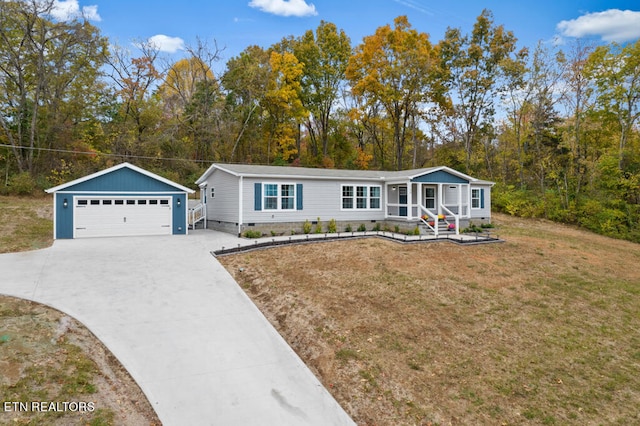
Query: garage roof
46 162 195 194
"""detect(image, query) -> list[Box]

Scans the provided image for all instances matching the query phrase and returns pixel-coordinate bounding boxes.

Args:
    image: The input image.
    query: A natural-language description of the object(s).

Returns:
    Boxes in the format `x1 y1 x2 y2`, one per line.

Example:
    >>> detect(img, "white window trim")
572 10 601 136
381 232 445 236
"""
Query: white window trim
262 182 297 211
471 188 481 209
340 184 382 211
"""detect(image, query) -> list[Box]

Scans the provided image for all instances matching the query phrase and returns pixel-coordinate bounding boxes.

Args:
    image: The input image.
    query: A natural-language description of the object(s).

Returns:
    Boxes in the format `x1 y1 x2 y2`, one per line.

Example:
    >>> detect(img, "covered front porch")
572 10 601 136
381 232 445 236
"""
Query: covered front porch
385 172 472 235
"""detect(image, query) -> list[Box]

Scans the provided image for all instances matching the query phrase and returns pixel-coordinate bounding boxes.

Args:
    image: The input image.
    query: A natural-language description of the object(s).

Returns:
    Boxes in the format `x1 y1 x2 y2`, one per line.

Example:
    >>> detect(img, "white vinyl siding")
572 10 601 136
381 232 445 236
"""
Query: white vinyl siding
205 169 239 223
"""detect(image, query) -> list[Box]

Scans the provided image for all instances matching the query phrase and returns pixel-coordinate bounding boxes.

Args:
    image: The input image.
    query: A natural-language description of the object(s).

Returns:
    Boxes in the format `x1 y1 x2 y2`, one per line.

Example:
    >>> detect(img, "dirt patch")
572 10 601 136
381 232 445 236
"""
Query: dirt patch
220 213 640 425
0 296 160 425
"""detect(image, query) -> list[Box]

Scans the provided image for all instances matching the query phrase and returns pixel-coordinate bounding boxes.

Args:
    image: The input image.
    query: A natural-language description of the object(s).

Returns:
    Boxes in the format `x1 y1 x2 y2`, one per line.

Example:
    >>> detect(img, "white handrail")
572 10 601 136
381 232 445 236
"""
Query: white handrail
441 205 460 235
418 204 439 236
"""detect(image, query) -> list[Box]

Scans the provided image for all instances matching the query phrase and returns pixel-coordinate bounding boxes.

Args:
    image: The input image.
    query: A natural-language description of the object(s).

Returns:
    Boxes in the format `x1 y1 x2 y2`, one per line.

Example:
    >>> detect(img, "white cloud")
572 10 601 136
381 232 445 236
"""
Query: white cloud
148 35 185 53
49 0 101 22
248 0 317 17
557 9 640 43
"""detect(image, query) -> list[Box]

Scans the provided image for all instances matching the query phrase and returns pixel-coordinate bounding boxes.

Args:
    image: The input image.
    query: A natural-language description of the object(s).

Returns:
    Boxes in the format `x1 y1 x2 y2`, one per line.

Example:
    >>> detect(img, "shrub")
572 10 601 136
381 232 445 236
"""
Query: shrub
8 172 36 195
357 224 367 232
327 219 337 233
314 217 323 233
345 224 352 232
303 220 312 234
394 225 400 233
413 226 420 235
372 223 381 232
243 230 262 238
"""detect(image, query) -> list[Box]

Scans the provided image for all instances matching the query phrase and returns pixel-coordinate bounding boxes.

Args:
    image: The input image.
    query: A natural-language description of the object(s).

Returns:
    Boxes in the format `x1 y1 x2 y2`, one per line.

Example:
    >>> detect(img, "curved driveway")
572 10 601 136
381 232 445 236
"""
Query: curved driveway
0 231 354 425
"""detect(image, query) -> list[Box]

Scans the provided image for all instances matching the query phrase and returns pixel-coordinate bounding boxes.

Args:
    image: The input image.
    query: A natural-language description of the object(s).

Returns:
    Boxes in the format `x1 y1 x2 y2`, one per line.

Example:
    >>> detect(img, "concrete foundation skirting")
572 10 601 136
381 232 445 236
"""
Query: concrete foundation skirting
207 217 492 237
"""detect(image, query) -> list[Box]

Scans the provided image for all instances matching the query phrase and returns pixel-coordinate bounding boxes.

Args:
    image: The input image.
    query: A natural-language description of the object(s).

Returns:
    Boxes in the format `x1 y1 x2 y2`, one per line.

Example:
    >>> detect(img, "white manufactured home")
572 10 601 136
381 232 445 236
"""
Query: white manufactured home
195 164 493 236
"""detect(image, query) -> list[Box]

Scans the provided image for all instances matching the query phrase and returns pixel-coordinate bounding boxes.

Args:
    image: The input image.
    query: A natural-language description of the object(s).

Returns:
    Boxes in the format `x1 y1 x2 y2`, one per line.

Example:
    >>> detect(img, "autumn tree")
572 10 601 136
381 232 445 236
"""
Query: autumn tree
294 21 351 162
0 0 108 175
347 16 441 170
586 39 640 170
222 45 271 162
262 51 308 163
439 9 520 174
105 41 163 159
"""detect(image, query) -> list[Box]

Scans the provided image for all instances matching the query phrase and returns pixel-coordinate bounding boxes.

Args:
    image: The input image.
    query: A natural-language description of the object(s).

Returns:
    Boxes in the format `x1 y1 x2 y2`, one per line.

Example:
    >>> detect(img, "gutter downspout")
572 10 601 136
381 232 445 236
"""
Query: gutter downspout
238 176 243 237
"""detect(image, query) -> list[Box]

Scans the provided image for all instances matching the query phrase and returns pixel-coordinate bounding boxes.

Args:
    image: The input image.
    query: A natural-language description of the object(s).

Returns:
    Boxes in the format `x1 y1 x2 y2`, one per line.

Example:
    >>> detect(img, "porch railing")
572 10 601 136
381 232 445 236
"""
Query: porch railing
418 204 439 236
441 205 460 235
188 203 205 228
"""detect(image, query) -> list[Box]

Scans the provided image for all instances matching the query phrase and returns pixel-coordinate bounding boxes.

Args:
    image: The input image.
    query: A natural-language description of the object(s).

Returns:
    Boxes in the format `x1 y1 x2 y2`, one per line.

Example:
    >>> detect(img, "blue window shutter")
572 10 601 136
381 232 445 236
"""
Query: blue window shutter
254 183 262 211
480 188 485 209
296 184 303 210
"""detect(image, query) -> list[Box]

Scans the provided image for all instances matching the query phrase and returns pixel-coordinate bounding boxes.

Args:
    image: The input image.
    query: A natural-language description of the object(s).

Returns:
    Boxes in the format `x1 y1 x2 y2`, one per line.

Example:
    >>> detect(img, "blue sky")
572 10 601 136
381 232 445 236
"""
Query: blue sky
52 0 640 66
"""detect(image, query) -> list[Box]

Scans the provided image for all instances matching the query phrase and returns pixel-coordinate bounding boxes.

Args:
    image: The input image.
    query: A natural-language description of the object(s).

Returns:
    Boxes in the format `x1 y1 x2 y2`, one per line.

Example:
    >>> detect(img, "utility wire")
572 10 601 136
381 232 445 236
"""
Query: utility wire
0 143 213 164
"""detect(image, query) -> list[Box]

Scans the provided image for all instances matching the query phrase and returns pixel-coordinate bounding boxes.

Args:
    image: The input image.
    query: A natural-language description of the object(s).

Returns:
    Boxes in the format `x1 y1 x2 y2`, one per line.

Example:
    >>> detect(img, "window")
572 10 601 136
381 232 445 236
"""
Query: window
281 184 294 210
114 200 124 205
370 187 381 209
102 200 112 205
472 189 481 209
210 187 215 198
126 200 135 205
90 199 100 205
262 183 295 211
263 184 278 210
341 185 382 210
137 199 147 205
77 199 88 206
342 186 354 209
160 199 169 205
149 199 158 205
425 187 435 209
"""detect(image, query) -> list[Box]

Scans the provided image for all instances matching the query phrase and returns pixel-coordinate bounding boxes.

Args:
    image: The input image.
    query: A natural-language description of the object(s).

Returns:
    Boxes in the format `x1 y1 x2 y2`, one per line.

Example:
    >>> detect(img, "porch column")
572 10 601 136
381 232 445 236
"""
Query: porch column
438 183 443 215
418 182 423 215
384 182 389 219
458 184 462 218
407 181 412 220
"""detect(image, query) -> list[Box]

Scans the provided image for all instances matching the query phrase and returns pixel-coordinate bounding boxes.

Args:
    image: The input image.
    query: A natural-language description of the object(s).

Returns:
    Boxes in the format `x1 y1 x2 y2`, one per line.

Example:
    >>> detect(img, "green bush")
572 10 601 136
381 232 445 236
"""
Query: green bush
314 217 323 233
303 220 312 234
345 224 352 232
243 230 263 238
372 223 381 232
327 219 337 233
7 172 36 195
357 224 367 232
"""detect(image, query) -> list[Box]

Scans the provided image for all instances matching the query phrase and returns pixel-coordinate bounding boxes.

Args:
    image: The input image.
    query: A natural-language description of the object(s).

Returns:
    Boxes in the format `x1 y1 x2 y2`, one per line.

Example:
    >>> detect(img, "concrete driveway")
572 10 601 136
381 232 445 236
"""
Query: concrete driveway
0 231 354 425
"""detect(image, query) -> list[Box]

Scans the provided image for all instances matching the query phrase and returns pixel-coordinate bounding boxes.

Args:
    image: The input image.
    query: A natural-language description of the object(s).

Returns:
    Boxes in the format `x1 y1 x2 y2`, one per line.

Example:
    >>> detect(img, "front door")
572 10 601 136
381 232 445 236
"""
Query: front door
399 187 407 216
424 186 437 214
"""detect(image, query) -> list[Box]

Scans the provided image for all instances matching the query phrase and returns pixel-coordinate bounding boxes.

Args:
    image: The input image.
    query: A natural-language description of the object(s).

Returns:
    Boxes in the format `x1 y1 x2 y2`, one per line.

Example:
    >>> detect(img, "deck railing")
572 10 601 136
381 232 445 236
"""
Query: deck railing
189 203 205 228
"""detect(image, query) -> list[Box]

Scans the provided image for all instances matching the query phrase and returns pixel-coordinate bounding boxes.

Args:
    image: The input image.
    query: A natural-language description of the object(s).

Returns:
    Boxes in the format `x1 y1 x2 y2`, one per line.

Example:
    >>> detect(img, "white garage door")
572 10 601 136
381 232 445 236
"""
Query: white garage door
74 197 172 238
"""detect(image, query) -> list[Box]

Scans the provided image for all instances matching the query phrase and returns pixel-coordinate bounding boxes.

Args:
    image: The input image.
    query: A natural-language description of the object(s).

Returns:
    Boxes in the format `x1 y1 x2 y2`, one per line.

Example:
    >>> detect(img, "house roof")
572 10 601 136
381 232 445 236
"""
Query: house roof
46 162 195 194
196 163 492 185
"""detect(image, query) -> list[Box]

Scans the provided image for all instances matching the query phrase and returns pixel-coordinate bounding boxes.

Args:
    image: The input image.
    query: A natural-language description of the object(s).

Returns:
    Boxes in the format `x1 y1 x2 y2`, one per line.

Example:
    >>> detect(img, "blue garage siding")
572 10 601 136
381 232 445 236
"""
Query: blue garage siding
61 168 181 192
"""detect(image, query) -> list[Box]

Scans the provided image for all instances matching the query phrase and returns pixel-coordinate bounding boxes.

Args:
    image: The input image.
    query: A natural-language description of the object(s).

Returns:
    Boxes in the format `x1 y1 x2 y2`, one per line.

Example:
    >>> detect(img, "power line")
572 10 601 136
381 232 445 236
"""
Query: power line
0 143 213 164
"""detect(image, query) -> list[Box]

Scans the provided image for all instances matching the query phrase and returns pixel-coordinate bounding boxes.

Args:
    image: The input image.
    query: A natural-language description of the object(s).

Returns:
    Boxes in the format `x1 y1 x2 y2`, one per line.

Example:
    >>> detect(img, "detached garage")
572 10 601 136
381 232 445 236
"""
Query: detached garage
46 162 195 239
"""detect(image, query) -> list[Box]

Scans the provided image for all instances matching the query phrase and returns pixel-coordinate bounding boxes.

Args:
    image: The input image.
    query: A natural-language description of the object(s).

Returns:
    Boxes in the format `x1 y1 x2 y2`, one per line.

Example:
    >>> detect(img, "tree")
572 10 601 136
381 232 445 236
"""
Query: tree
586 39 640 170
263 51 307 163
294 21 351 161
347 16 441 170
0 0 108 174
439 9 520 173
222 45 271 162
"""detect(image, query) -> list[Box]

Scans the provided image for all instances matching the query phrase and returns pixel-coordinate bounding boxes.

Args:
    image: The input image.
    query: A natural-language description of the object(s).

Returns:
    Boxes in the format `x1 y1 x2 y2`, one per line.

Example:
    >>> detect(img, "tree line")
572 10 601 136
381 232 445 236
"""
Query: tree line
1 0 639 241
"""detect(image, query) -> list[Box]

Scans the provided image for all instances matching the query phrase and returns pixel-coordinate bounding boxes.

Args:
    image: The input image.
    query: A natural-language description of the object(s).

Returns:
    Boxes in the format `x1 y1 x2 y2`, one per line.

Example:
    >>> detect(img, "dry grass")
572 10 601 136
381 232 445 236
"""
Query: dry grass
220 213 640 425
0 195 53 253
